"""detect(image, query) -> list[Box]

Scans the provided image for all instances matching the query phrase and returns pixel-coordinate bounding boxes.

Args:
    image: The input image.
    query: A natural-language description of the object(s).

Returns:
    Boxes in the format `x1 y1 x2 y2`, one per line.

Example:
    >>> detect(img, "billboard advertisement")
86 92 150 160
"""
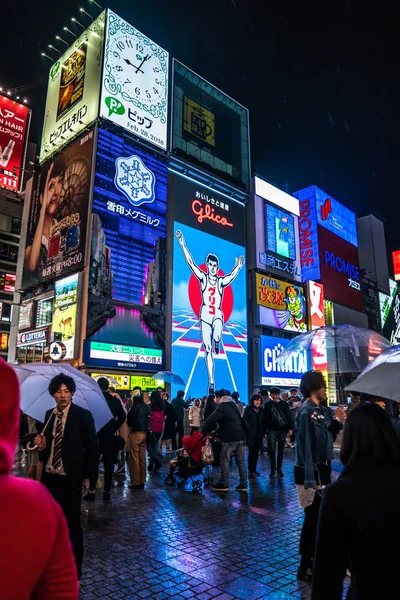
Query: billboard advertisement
90 128 167 304
254 177 299 216
266 204 296 260
170 173 248 399
296 188 320 281
22 131 94 290
307 280 326 330
40 13 105 163
315 186 357 246
100 10 169 150
379 279 397 330
318 226 363 311
84 340 163 371
51 273 78 361
0 95 30 192
172 61 250 191
393 251 400 282
260 335 310 387
256 272 306 332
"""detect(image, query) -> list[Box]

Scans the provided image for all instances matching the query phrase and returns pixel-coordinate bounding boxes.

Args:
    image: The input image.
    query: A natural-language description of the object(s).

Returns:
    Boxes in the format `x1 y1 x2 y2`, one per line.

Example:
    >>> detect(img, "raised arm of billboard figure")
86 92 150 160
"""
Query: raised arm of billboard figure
175 229 205 281
25 163 55 272
221 255 245 287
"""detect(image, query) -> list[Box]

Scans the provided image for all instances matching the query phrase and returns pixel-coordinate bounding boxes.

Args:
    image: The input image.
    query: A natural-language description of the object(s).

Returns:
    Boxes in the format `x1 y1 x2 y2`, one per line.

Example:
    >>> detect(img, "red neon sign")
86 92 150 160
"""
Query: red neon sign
191 199 233 227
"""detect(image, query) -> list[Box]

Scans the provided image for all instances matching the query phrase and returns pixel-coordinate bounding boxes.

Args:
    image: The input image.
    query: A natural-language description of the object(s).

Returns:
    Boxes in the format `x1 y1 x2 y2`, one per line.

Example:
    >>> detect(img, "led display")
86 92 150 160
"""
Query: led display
256 273 307 332
170 173 248 399
266 204 296 260
0 94 30 192
260 335 310 387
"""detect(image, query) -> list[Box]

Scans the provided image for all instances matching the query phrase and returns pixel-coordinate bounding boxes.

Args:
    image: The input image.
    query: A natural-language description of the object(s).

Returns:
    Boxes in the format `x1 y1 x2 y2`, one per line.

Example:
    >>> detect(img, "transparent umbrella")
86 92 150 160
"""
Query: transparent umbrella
345 345 400 402
277 325 391 374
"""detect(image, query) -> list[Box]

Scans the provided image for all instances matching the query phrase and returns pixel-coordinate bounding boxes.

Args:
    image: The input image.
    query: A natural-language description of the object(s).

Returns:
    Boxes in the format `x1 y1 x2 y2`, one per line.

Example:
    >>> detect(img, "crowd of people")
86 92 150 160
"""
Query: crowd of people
2 356 400 599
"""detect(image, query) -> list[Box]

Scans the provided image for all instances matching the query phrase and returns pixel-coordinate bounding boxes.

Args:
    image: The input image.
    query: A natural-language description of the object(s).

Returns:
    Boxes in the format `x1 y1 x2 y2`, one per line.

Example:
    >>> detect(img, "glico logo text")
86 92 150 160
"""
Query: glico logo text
191 200 233 227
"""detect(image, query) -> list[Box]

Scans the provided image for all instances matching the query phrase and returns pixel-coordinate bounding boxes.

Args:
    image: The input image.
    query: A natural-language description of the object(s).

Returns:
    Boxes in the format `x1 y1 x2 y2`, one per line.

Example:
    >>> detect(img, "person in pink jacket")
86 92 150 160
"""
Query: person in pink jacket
0 358 78 599
148 390 165 472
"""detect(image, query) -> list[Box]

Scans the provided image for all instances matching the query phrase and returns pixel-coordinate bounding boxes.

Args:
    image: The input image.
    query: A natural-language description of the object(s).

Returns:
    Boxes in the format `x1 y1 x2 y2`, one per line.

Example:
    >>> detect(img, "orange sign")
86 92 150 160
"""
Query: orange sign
191 199 233 228
307 281 325 330
393 251 400 282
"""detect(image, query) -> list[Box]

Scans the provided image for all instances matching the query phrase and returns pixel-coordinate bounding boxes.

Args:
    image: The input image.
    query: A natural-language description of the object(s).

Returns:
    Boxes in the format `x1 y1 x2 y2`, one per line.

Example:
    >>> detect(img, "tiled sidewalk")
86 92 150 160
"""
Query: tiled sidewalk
79 451 345 600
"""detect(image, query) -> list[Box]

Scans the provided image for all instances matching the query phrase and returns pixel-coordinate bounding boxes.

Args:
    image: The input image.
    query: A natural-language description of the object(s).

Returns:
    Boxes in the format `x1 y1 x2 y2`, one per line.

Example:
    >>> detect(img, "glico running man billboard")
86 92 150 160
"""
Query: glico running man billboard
22 131 94 290
170 173 247 399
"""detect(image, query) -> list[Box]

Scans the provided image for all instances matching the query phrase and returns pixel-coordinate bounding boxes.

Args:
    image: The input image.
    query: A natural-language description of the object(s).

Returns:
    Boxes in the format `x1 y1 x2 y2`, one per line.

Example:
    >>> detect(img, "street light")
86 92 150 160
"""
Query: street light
55 35 69 46
89 0 102 8
71 17 85 29
41 52 54 61
48 44 61 56
63 26 76 38
79 7 93 20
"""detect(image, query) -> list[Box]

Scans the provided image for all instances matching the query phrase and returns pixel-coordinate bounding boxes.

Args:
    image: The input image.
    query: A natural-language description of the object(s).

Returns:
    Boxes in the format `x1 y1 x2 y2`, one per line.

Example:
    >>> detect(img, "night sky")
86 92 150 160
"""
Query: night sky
1 0 398 258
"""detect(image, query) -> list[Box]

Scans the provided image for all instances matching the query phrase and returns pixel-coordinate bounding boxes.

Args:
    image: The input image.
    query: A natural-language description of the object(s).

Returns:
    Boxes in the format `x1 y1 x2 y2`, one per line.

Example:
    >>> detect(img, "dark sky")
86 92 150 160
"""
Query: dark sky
1 0 399 255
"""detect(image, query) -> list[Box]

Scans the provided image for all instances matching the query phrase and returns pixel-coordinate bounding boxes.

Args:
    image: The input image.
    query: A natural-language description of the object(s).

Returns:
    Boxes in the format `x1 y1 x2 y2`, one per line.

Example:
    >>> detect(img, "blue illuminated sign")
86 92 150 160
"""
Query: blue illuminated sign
295 187 321 282
324 251 360 281
315 187 357 247
92 128 167 303
260 335 310 387
266 204 296 260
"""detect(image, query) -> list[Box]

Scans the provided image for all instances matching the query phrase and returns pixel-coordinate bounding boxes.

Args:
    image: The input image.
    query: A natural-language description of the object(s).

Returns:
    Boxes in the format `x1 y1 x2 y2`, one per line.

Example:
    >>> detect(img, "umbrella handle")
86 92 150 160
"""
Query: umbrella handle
25 410 56 452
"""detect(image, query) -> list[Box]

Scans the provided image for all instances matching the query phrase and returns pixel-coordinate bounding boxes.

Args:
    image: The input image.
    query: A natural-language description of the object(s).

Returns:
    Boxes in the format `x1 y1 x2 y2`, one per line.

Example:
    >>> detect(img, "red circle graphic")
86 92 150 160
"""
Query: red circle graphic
188 265 234 323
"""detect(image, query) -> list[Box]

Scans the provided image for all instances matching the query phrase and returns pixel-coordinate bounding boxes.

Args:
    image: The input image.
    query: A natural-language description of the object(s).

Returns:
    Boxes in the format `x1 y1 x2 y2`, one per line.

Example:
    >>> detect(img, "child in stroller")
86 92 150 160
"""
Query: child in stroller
164 431 213 491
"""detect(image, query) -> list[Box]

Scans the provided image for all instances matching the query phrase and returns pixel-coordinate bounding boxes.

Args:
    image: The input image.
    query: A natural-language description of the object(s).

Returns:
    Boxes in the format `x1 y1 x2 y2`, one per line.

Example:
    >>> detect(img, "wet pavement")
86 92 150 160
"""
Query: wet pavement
79 450 346 600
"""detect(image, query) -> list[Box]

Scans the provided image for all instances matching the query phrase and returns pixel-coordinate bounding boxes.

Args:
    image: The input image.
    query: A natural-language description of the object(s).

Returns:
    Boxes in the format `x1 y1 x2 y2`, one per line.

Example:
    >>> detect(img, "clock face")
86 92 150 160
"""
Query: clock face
101 10 169 150
108 33 167 108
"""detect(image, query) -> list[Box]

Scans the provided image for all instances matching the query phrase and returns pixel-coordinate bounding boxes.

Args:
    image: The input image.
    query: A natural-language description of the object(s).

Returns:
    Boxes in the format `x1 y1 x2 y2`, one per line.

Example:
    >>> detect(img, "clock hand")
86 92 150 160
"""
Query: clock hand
134 53 152 74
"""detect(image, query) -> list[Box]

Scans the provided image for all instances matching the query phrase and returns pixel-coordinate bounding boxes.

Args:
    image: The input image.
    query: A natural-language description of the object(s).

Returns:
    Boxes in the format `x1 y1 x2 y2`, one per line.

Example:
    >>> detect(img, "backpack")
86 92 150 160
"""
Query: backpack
270 404 288 430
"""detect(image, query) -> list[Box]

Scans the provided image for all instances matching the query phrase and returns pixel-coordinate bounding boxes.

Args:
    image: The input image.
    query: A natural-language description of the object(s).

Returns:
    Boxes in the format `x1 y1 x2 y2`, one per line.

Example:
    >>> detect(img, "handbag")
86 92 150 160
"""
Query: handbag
114 432 126 452
201 439 214 464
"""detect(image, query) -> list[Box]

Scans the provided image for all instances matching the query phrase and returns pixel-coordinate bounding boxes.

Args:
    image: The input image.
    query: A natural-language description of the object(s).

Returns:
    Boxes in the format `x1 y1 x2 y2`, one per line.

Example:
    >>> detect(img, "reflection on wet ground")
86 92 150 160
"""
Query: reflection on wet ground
80 450 346 599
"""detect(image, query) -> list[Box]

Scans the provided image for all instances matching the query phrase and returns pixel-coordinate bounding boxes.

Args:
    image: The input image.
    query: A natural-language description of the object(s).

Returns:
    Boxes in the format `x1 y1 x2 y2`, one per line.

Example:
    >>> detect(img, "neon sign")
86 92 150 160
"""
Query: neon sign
191 200 233 227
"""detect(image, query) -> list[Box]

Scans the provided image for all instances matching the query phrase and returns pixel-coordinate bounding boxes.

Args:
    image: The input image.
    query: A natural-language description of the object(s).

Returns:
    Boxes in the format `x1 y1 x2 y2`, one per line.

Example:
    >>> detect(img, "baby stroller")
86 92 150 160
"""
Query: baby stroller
164 431 214 492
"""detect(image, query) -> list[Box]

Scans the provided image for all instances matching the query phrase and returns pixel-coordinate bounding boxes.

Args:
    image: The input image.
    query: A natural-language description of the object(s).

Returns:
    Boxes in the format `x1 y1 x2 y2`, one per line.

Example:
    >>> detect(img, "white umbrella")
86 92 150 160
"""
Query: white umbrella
345 345 400 402
12 363 112 431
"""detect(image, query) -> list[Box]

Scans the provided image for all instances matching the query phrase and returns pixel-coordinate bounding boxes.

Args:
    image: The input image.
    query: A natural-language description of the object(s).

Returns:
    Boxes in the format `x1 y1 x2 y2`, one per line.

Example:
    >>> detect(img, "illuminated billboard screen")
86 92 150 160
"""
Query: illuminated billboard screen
51 273 78 360
84 340 163 371
318 226 363 311
170 173 248 399
91 128 167 304
260 335 310 387
0 95 30 192
256 272 306 332
100 10 169 150
307 280 326 330
393 251 400 282
22 131 94 290
315 186 358 246
266 204 296 260
379 279 397 330
40 13 105 163
172 61 250 191
295 187 321 282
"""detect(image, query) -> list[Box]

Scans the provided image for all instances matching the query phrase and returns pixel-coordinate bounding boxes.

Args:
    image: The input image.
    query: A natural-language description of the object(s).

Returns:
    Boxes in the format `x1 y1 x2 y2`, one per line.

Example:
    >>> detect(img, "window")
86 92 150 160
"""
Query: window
36 298 53 327
0 302 12 321
11 217 21 235
0 242 18 263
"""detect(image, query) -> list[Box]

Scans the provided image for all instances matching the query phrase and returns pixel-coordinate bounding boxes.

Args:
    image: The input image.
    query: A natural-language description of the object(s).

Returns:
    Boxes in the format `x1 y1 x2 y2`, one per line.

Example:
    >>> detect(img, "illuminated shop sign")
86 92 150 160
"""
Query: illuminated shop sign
17 327 48 346
260 335 309 387
86 341 163 371
307 281 325 330
256 273 307 332
393 251 400 282
297 192 320 281
0 94 30 192
323 251 360 289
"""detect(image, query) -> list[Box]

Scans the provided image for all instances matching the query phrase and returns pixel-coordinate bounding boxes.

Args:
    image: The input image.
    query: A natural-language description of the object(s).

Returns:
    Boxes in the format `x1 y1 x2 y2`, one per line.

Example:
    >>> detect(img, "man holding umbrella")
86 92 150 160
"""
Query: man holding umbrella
34 374 99 579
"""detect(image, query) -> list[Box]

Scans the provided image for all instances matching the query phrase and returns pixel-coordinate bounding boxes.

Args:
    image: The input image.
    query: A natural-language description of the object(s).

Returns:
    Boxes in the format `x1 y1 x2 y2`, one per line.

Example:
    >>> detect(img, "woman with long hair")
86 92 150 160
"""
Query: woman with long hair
312 402 400 599
148 391 165 472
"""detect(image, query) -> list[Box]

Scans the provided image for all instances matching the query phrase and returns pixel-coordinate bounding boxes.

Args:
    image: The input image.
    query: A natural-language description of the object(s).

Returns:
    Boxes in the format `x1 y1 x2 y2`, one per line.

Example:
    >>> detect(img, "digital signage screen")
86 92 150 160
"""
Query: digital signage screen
393 251 400 282
51 273 78 361
0 95 30 192
84 340 163 371
318 226 363 311
266 204 296 260
100 10 169 150
295 187 321 282
380 279 397 330
170 173 248 400
260 335 310 387
315 186 358 247
22 131 94 290
256 272 307 333
172 61 250 191
91 128 167 304
40 12 105 163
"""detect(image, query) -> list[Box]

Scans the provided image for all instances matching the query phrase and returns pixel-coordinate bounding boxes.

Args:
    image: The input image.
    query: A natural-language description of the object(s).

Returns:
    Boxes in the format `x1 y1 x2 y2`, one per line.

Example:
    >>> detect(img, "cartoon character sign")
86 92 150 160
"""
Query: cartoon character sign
284 285 306 331
175 229 245 393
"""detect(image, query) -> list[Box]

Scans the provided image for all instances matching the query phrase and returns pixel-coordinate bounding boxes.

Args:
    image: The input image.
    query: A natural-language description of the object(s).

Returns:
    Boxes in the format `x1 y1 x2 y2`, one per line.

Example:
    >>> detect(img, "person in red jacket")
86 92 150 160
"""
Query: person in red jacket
0 358 78 599
164 431 207 484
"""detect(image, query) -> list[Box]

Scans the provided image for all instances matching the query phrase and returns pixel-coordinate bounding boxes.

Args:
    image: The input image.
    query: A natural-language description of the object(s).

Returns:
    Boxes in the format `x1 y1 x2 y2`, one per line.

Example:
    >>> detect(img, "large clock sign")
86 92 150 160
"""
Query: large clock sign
100 10 169 150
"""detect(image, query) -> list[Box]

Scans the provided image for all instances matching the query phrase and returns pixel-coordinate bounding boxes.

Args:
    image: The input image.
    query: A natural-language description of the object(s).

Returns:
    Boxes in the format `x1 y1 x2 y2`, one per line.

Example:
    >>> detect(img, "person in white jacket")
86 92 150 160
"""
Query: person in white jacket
189 399 203 434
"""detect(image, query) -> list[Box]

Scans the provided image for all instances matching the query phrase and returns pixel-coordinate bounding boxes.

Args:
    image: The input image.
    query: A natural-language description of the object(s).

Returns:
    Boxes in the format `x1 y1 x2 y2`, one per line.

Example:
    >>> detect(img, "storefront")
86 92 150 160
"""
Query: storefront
16 326 50 363
87 371 165 401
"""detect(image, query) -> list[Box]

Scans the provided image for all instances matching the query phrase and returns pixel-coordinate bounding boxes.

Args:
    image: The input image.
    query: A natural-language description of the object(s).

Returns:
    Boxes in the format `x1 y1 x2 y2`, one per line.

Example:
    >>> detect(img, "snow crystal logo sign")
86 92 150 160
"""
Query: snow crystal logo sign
114 155 156 207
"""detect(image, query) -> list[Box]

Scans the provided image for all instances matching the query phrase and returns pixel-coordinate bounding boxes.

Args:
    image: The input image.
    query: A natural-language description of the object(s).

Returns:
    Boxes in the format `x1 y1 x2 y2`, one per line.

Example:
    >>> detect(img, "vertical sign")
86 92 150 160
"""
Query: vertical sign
170 173 248 400
0 95 30 192
100 10 169 150
307 280 325 330
393 251 400 282
51 273 78 360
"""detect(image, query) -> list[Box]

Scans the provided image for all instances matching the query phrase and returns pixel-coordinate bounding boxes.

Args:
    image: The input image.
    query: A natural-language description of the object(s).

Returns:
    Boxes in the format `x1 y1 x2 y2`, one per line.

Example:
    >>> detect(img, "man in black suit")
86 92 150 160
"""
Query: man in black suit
84 377 126 503
34 374 99 579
